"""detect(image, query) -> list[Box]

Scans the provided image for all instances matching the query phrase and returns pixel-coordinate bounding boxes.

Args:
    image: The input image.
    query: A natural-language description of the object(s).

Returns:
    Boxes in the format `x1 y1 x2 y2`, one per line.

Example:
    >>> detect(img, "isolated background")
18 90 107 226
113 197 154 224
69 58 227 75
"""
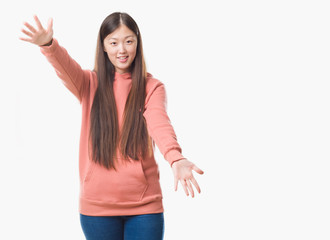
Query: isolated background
1 0 330 239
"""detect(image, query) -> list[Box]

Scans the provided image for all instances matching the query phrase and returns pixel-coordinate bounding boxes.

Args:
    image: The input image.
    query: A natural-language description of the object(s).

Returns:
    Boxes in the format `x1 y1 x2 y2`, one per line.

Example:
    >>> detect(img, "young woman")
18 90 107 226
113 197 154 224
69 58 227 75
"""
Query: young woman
19 12 204 240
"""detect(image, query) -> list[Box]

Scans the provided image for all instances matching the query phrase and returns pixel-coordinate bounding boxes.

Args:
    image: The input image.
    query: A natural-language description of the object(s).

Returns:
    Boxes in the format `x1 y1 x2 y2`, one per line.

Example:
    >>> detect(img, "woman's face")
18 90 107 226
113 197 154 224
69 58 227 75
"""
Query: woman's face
103 24 137 74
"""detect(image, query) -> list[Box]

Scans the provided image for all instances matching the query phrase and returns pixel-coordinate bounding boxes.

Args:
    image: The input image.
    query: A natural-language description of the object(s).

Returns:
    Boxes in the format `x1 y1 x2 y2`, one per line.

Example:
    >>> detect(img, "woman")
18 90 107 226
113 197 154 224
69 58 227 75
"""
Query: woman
19 12 204 240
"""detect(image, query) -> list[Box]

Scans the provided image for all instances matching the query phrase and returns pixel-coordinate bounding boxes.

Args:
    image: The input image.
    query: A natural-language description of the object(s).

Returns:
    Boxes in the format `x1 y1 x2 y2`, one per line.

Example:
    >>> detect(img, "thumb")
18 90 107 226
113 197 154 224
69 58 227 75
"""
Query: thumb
193 165 204 175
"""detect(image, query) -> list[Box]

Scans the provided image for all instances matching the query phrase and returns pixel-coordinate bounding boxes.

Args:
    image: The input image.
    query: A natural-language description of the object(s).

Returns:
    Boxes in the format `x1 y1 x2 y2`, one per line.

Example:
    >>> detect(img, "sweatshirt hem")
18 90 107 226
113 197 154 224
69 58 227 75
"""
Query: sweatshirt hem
79 196 164 216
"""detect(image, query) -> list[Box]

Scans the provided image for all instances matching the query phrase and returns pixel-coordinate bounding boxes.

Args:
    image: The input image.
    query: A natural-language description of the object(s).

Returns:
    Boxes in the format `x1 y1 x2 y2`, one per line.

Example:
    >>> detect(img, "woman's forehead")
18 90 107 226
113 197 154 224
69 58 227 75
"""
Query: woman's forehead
105 25 136 40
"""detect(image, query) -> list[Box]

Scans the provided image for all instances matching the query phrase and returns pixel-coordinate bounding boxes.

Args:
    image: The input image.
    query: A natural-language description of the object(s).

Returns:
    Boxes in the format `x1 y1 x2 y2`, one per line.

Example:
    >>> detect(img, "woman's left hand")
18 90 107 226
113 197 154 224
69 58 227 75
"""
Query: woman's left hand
171 159 204 197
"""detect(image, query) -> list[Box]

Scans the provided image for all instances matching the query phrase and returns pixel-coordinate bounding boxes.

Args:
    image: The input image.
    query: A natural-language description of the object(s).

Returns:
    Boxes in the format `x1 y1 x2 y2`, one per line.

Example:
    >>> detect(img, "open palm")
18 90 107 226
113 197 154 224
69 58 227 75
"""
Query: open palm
172 159 204 198
19 15 53 46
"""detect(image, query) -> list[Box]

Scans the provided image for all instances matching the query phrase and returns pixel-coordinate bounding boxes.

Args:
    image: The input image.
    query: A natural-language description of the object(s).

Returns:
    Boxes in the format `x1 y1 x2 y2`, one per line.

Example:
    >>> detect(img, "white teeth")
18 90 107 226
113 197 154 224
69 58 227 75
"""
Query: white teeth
119 56 127 59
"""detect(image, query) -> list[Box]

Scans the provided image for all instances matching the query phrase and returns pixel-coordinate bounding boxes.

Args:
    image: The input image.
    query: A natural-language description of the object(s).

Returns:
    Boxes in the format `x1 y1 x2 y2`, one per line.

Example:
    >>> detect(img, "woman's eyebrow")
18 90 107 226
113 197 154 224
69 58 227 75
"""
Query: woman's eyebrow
109 35 135 40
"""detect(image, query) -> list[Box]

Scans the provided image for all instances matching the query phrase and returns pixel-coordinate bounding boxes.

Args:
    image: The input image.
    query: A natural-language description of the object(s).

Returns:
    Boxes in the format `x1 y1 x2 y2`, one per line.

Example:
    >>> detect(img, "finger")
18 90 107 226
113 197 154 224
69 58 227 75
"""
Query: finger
47 17 53 32
186 180 195 198
23 22 37 33
19 37 32 42
180 179 189 196
174 177 178 191
193 165 204 175
21 28 33 38
190 176 201 193
33 15 44 30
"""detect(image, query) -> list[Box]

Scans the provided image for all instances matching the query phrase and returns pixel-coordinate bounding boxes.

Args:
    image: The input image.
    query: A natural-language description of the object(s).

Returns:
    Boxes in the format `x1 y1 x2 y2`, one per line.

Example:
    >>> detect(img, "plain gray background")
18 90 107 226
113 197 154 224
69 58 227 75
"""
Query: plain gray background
2 0 330 239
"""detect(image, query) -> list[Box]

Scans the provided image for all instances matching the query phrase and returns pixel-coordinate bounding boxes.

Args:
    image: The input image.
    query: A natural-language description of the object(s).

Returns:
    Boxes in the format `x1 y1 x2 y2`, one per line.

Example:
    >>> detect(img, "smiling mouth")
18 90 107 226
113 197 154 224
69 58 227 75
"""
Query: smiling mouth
118 56 128 63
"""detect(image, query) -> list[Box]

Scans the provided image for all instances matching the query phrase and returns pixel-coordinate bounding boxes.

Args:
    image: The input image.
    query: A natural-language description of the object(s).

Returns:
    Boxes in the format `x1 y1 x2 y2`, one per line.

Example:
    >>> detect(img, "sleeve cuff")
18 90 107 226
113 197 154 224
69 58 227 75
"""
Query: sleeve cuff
39 38 58 55
164 149 186 167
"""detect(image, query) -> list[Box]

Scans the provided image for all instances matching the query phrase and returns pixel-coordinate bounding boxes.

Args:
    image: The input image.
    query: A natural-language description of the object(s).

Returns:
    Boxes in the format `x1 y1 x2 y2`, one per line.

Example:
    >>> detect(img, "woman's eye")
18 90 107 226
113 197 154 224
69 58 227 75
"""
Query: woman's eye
127 40 133 44
110 42 117 45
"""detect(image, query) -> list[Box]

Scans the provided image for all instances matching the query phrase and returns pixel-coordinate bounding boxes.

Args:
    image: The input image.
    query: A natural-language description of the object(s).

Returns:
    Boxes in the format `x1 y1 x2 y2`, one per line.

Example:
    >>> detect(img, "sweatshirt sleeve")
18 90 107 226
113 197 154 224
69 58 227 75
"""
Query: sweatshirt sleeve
143 81 186 167
39 38 90 104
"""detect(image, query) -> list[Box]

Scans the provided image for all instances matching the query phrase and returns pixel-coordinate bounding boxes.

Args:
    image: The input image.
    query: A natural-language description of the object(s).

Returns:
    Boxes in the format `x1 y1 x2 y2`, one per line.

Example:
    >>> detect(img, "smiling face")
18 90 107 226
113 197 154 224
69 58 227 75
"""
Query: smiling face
103 24 138 74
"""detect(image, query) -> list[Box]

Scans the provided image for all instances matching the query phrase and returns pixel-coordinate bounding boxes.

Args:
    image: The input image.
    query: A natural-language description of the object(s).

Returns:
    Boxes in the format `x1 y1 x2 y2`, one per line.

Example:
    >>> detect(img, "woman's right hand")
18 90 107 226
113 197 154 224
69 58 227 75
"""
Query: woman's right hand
19 15 53 46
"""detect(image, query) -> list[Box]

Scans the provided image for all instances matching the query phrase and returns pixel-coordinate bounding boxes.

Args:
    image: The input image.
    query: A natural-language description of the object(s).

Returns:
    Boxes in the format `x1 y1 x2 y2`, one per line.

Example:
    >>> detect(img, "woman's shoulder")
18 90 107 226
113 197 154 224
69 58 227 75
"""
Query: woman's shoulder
144 72 167 105
146 72 164 89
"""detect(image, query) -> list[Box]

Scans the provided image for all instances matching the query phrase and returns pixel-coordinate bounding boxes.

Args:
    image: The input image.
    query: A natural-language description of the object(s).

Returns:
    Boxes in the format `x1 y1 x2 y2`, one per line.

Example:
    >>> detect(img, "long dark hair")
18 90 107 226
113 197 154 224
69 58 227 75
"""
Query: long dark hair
89 12 149 170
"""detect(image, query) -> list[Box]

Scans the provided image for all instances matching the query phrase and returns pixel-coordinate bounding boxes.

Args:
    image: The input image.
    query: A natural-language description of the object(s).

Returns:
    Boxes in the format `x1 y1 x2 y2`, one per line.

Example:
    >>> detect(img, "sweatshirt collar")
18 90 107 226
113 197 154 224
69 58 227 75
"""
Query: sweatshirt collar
115 71 131 80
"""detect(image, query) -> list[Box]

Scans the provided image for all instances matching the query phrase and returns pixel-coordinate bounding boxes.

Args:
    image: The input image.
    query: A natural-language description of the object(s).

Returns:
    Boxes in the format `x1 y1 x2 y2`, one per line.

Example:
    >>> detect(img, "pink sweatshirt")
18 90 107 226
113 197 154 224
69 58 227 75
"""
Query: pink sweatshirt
39 38 185 216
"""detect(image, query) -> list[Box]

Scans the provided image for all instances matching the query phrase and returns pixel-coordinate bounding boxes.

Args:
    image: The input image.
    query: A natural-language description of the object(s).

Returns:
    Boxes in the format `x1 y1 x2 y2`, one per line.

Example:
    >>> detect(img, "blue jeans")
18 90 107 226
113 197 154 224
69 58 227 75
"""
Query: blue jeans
80 212 164 240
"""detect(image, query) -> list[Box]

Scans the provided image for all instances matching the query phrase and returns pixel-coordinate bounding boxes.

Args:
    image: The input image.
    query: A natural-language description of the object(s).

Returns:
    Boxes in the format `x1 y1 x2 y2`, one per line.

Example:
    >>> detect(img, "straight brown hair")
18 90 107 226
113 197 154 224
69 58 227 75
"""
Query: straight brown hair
89 12 149 170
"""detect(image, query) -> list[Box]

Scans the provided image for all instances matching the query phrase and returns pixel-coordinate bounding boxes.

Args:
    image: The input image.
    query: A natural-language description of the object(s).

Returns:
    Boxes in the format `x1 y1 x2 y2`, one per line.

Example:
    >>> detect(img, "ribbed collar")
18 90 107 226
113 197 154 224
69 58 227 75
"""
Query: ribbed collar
115 71 132 80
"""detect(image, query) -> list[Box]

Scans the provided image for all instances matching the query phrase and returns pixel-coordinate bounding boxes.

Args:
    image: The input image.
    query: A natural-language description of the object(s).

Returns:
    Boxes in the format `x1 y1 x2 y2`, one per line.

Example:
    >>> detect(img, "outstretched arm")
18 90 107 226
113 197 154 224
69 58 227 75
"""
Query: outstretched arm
143 81 204 197
19 15 90 104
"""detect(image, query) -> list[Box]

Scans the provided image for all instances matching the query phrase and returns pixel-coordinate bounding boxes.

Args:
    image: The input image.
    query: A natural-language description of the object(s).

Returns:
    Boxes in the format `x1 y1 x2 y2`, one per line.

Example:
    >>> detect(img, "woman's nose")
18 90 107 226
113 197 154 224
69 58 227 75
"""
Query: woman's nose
118 43 126 53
